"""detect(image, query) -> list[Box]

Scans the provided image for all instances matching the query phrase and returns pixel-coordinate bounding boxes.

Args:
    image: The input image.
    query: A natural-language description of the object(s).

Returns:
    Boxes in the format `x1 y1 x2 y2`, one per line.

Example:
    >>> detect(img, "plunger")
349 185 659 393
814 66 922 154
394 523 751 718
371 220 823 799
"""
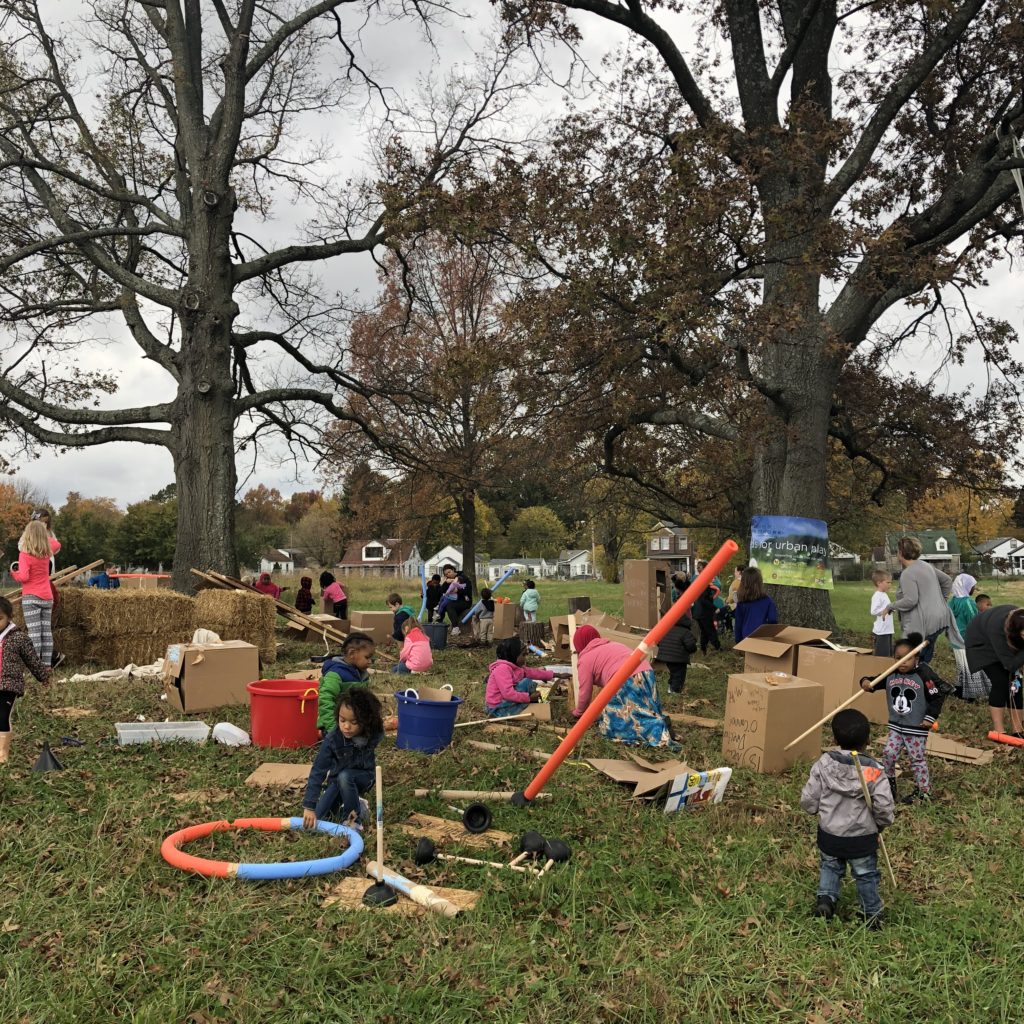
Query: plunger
509 830 546 868
413 837 537 875
363 766 398 907
32 742 63 772
537 838 572 876
461 802 492 834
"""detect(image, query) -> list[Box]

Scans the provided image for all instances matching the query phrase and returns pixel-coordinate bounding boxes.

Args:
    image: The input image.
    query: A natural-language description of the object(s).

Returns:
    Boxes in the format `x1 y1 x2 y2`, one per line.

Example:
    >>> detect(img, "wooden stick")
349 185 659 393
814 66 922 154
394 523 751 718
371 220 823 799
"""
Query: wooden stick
454 712 534 730
783 640 928 751
567 613 580 710
850 750 897 889
667 712 722 730
437 852 538 875
6 560 103 606
412 788 551 801
375 765 385 883
465 739 551 763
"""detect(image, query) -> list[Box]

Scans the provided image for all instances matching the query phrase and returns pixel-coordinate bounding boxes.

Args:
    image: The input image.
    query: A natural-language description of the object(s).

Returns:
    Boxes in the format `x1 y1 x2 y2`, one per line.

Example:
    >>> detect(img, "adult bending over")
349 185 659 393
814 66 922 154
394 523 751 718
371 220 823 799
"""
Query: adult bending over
886 536 961 663
571 626 677 749
965 605 1024 738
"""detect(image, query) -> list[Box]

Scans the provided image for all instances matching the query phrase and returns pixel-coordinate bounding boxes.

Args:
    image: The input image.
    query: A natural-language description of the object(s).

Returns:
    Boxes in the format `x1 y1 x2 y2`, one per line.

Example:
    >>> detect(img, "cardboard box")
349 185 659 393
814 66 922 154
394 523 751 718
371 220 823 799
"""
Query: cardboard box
623 559 671 630
795 642 892 726
721 672 825 773
734 625 832 675
162 640 259 713
284 670 320 681
348 611 395 646
550 609 624 653
401 683 455 702
286 614 349 643
599 628 658 660
586 753 732 811
567 596 591 614
494 602 518 641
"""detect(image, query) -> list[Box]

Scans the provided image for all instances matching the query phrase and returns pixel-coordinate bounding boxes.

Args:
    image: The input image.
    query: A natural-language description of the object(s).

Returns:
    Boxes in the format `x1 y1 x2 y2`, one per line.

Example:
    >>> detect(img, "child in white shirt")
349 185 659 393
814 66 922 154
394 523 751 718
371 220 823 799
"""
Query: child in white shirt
870 570 893 658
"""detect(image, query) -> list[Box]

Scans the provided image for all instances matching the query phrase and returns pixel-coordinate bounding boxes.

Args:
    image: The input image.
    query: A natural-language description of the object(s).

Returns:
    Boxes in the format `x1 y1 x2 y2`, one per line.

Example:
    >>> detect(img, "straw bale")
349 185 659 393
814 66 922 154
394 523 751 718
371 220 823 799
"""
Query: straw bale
53 627 87 664
83 633 181 667
52 586 85 629
78 589 195 638
195 589 277 664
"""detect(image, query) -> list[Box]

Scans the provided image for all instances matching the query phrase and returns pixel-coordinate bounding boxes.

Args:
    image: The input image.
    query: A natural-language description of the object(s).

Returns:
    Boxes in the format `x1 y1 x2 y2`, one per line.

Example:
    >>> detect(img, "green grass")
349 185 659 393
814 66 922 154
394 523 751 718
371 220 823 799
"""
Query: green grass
2 582 1023 1022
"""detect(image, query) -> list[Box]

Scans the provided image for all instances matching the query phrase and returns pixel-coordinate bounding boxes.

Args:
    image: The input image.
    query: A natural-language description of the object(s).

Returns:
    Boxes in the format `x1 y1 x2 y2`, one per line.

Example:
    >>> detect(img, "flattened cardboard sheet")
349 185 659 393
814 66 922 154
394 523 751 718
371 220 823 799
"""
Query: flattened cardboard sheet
244 763 311 787
926 733 994 765
322 876 480 914
396 812 512 849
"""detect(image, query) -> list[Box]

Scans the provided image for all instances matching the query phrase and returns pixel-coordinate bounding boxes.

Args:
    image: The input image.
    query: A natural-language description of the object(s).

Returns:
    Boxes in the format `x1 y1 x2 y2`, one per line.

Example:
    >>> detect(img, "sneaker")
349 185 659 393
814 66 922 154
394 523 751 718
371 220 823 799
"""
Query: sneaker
902 789 930 805
451 627 461 637
359 797 370 823
812 896 835 920
51 653 65 669
864 913 884 931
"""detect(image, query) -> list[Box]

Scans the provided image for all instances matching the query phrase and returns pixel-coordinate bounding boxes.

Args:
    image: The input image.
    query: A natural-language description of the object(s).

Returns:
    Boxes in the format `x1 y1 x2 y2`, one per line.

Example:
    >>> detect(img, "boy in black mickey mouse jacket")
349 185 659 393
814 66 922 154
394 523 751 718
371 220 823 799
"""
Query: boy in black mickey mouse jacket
860 631 950 805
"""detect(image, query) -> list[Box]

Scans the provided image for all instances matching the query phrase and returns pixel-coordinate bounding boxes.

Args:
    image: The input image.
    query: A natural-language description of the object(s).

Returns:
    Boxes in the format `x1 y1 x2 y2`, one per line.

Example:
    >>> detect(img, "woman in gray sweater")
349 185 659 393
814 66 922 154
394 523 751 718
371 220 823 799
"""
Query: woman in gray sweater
885 537 962 663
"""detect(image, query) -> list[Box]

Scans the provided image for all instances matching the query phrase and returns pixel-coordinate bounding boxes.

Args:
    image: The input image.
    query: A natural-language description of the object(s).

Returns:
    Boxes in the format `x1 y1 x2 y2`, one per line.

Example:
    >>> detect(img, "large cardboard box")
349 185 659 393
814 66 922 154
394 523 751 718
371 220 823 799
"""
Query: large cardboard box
286 614 349 643
600 628 659 660
163 640 259 713
348 611 395 646
550 609 625 653
494 603 518 641
734 625 832 675
796 642 892 726
721 672 825 774
623 559 671 630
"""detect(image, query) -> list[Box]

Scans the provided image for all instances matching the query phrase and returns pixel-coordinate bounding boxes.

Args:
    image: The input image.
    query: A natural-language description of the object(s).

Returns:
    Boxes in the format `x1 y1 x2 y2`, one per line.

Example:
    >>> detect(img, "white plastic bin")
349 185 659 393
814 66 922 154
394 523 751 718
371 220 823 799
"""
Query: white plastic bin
212 722 251 746
115 721 210 745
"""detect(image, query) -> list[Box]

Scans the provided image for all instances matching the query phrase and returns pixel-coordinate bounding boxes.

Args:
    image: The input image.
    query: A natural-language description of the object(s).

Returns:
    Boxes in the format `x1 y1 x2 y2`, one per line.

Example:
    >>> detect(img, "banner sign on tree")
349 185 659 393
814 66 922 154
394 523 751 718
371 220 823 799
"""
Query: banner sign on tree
750 516 833 591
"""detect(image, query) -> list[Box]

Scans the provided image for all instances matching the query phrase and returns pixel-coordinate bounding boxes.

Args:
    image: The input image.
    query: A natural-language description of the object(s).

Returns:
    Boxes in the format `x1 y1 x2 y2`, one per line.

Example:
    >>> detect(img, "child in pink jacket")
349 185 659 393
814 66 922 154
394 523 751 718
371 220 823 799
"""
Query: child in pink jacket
485 638 554 717
392 618 433 675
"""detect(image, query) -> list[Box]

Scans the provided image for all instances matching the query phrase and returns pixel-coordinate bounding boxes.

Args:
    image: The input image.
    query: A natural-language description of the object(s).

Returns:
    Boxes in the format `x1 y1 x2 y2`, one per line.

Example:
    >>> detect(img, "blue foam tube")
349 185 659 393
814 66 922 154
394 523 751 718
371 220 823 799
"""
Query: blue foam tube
461 566 518 623
234 819 364 880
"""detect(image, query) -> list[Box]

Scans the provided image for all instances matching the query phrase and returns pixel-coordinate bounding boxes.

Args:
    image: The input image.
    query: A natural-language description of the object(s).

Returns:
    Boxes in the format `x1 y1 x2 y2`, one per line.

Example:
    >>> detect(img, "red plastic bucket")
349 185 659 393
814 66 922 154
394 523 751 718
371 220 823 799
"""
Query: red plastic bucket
246 679 320 748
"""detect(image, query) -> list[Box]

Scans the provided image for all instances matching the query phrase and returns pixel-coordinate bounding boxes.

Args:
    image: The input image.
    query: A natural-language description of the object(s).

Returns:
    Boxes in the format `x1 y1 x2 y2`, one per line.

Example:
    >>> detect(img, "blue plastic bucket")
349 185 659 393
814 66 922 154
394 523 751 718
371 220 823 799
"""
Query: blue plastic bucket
422 622 448 651
394 690 463 754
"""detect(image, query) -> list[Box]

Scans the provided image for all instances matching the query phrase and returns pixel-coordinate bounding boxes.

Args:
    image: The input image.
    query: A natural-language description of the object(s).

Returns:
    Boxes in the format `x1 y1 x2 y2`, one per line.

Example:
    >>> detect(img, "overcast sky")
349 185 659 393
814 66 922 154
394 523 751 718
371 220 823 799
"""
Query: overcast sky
6 1 1023 509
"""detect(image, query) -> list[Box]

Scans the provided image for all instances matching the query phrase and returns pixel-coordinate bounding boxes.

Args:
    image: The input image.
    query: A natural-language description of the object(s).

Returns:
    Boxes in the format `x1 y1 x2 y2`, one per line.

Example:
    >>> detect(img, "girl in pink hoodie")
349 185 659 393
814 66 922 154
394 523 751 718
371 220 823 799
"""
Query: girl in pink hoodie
572 626 678 748
392 617 433 674
485 638 554 717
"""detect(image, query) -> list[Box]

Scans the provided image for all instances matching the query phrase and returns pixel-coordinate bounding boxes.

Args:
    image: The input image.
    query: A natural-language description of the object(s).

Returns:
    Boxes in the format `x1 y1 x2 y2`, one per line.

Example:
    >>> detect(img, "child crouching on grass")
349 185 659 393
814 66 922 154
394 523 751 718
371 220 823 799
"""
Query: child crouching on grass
391 616 432 674
485 638 554 718
302 688 383 833
860 632 949 804
800 709 894 929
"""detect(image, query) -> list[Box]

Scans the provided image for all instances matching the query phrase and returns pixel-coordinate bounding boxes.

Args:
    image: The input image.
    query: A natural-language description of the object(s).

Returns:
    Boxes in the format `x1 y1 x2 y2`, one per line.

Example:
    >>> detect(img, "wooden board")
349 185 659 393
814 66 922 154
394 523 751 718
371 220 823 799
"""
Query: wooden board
244 763 310 788
322 876 480 915
50 707 97 718
396 812 512 850
667 712 723 730
568 613 580 710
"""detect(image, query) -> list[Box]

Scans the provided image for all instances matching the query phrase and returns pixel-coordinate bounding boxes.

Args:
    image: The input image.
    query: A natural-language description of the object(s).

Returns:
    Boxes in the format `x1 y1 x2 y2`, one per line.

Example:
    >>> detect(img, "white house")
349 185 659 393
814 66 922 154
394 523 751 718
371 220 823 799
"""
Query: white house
338 539 423 578
484 557 557 582
260 548 297 573
557 549 594 578
425 545 467 578
974 537 1024 575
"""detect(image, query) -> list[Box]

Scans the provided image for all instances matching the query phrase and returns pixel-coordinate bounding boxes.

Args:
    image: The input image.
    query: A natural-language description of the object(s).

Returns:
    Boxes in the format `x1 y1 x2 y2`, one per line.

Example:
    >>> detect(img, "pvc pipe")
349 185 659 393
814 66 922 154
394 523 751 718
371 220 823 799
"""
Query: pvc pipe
462 566 517 623
512 539 739 804
413 788 551 800
365 862 462 917
418 563 428 620
988 730 1024 747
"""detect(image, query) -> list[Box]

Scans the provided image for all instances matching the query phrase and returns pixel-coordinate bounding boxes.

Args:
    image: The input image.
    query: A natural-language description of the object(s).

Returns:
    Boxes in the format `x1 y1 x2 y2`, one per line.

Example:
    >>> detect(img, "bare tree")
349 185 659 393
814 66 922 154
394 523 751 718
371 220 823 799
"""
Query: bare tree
0 0 526 589
500 0 1024 624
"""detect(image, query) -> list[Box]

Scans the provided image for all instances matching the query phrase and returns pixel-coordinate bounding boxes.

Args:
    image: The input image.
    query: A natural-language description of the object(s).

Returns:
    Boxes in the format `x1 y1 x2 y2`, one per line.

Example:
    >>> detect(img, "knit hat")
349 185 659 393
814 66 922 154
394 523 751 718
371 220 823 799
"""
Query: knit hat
300 576 313 589
572 625 601 654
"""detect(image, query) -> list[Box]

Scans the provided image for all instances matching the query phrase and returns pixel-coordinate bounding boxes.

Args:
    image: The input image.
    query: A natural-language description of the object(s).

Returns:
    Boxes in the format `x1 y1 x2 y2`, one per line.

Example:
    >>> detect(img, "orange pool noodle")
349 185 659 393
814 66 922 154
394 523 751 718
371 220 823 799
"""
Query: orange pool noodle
988 731 1024 747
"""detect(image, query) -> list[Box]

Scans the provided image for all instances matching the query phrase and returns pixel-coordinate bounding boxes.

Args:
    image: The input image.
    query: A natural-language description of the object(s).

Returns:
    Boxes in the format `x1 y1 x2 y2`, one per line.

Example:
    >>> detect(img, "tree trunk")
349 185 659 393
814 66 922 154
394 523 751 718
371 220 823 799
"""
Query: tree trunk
458 490 477 588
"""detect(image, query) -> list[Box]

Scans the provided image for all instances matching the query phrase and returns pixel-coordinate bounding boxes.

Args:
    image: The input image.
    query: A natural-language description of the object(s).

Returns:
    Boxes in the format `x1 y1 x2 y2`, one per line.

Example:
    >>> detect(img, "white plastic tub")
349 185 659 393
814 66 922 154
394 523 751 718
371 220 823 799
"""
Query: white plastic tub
115 721 210 745
212 722 251 746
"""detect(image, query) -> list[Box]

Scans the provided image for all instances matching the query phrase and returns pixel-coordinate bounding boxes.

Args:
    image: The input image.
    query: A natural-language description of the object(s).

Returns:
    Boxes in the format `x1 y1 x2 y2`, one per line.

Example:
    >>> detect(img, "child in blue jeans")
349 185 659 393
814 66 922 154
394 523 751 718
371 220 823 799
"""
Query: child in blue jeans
302 688 383 832
800 709 895 929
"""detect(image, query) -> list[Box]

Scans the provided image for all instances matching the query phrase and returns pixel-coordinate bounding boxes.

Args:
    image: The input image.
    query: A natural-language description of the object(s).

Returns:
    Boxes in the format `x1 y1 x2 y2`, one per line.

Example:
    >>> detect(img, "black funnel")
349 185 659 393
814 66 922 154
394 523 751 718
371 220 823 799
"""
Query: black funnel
33 742 63 772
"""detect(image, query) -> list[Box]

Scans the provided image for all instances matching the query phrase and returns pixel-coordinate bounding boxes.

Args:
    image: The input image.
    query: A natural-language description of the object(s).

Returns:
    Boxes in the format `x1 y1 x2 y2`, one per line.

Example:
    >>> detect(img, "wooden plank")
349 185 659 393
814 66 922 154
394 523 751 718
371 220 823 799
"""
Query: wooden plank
667 712 723 730
322 876 480 914
567 613 580 710
396 812 512 848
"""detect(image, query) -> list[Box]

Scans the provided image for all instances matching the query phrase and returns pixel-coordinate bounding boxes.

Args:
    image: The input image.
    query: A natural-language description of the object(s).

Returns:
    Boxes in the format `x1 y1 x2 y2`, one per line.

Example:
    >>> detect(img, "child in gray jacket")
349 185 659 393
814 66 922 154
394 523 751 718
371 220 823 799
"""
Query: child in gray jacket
800 709 895 929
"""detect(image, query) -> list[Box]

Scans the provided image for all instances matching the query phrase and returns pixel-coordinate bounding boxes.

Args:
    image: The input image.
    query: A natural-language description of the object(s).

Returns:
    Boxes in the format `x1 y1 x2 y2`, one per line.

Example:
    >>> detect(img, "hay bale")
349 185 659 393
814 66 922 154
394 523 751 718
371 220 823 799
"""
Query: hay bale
53 626 86 664
78 589 195 637
195 589 277 664
83 634 176 667
53 586 85 629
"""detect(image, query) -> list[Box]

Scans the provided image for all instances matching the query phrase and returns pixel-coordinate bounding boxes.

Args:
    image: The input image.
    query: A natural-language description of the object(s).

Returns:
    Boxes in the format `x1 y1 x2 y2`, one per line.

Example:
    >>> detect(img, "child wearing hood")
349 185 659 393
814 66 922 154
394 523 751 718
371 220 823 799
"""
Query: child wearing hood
295 576 315 615
800 709 894 929
254 572 283 599
948 574 989 701
485 638 554 717
317 633 375 735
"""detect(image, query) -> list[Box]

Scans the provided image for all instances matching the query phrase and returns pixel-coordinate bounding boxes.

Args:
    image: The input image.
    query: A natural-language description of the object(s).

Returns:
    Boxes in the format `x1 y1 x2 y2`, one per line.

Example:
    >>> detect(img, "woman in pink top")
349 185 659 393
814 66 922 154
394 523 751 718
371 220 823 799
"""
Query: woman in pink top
485 638 554 717
11 520 56 666
572 625 677 749
319 571 348 619
392 617 433 674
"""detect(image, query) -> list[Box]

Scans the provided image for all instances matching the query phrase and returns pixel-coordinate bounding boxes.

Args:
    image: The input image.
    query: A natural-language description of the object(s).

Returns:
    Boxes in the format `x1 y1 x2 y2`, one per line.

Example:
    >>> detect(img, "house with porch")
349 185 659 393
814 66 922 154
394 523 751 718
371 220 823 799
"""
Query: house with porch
973 537 1024 575
338 539 423 578
260 548 301 574
881 531 961 575
556 549 594 578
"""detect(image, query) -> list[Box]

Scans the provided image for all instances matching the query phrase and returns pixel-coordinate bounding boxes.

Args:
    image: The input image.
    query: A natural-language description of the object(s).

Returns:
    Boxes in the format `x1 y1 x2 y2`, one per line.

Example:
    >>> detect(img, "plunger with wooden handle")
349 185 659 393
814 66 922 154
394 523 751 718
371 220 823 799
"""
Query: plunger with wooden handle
413 837 538 876
366 863 462 917
362 766 397 907
783 641 928 751
850 750 897 889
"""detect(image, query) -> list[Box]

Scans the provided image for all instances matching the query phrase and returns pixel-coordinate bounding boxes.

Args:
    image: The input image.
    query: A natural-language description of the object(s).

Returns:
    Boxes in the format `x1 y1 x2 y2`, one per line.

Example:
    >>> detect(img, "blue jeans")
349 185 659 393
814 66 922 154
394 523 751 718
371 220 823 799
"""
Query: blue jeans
919 629 943 665
818 852 882 917
487 678 535 717
391 662 413 674
314 768 374 823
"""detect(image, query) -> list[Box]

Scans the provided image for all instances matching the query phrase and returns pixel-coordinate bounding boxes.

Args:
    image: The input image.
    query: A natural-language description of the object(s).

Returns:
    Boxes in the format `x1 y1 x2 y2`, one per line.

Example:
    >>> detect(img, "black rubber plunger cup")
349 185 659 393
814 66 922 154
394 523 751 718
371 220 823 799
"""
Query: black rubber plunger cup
510 791 529 808
362 878 398 907
414 837 438 866
32 742 63 772
462 802 492 834
539 838 572 875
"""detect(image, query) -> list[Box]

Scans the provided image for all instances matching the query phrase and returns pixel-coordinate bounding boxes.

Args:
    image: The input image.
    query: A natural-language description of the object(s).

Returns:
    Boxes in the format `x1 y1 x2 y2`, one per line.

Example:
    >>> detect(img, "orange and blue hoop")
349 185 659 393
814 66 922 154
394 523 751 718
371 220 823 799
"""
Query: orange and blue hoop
160 817 363 880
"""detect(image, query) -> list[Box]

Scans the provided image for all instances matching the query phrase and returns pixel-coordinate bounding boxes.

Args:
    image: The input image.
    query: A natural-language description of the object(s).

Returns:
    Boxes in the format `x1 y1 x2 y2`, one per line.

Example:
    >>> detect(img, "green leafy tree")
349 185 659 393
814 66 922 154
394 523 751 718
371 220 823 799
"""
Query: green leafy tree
293 499 344 568
117 494 177 568
53 493 124 569
235 486 287 571
507 506 567 559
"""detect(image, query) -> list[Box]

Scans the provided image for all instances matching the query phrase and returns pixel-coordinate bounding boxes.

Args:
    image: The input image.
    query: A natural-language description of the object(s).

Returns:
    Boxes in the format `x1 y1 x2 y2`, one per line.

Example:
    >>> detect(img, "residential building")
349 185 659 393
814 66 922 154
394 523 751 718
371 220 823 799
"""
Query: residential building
260 548 302 574
557 549 594 578
424 546 488 579
484 557 557 582
338 539 423 578
645 521 696 576
973 537 1024 575
881 531 961 575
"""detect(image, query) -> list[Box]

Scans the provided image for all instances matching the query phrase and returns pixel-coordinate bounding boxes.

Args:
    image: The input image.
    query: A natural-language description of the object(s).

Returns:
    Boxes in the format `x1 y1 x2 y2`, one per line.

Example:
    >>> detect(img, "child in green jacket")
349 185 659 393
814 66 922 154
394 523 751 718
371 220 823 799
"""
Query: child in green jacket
317 633 375 735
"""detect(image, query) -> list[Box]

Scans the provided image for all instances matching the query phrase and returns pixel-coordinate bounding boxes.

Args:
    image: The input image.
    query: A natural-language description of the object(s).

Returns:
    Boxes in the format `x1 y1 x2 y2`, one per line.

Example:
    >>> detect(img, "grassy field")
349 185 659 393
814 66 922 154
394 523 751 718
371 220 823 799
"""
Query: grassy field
1 580 1023 1023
